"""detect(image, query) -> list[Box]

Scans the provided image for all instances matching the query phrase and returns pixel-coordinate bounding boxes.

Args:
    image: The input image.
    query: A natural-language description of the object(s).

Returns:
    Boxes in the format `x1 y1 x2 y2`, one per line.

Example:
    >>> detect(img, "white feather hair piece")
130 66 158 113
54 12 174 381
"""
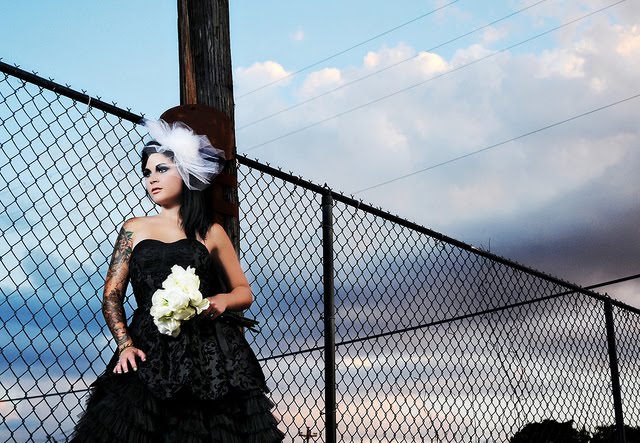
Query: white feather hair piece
142 118 225 191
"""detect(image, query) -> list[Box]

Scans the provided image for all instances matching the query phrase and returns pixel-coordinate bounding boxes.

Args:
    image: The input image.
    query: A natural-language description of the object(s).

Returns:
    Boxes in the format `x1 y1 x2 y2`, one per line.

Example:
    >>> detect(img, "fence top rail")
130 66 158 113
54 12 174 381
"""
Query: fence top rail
0 60 142 123
237 157 640 314
3 60 638 316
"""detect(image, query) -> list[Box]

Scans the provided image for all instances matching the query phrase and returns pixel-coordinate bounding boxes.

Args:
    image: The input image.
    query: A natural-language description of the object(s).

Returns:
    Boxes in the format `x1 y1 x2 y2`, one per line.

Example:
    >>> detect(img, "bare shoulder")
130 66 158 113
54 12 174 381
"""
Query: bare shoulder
122 216 142 231
206 223 230 251
119 216 157 244
210 222 226 236
121 216 145 235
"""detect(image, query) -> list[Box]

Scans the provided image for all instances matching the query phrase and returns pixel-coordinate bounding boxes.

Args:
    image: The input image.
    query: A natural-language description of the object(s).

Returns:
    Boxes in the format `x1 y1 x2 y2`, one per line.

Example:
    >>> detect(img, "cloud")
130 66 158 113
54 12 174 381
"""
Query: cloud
236 60 292 91
0 400 18 422
234 8 640 305
432 0 473 24
537 48 585 78
298 67 343 99
482 25 509 45
616 25 640 56
289 26 305 42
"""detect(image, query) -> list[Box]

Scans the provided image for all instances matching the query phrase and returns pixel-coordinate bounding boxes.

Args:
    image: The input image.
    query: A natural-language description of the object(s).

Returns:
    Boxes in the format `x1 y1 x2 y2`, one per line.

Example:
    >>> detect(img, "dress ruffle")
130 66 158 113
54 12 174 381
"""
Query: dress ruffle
70 370 285 443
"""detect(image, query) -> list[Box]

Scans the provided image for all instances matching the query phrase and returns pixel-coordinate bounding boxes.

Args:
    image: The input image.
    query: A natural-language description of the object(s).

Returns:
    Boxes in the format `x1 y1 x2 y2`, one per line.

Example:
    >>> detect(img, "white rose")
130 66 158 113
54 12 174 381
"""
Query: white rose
173 305 196 321
186 286 202 301
150 265 209 337
150 289 173 319
192 297 210 315
188 289 208 316
155 317 181 337
164 265 200 293
150 303 173 320
164 286 191 312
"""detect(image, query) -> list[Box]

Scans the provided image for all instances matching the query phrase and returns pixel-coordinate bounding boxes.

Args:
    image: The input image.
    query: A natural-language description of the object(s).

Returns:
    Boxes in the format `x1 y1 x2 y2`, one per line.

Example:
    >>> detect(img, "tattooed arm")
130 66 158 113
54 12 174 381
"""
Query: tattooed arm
103 219 146 373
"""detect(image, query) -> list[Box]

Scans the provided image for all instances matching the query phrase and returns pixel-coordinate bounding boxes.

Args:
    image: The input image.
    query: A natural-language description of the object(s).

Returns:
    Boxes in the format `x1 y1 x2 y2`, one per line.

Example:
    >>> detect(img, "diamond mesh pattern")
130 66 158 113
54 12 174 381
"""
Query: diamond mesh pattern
330 203 622 442
614 306 640 428
0 69 152 442
1 64 639 442
238 168 325 437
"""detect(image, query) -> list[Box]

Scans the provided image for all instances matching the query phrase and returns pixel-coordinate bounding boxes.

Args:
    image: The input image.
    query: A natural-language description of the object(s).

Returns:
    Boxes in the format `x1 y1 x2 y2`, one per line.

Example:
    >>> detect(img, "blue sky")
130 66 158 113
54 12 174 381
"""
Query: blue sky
2 1 639 304
1 1 568 117
2 2 640 440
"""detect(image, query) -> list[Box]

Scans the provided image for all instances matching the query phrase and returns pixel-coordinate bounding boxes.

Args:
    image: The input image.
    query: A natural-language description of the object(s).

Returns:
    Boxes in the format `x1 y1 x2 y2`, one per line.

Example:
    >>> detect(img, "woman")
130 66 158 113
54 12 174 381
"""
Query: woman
71 119 284 442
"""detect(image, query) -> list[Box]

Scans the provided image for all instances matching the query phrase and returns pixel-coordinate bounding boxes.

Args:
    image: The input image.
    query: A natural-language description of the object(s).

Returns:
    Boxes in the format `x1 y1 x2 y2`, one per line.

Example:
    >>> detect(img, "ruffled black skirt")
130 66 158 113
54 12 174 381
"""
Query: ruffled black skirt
70 370 285 443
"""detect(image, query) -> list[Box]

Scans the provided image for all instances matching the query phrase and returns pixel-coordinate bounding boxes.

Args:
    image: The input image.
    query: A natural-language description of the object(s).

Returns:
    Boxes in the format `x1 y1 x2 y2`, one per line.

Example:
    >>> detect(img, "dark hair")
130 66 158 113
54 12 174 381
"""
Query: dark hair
141 143 215 241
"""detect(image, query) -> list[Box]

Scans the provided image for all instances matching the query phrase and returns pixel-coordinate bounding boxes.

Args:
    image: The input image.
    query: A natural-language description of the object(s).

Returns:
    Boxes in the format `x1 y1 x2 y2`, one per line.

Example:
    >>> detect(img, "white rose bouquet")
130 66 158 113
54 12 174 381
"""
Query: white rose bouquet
150 265 210 337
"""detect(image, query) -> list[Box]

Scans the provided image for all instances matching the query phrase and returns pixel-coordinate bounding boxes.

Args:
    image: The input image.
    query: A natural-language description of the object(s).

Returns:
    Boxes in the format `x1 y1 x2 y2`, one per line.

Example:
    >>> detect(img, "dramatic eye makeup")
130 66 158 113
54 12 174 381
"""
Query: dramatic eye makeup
142 164 171 178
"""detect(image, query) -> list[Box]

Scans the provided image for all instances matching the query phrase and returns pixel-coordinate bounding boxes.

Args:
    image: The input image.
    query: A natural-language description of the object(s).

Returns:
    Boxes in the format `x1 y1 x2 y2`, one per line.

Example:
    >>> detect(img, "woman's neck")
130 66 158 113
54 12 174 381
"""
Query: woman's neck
157 205 181 225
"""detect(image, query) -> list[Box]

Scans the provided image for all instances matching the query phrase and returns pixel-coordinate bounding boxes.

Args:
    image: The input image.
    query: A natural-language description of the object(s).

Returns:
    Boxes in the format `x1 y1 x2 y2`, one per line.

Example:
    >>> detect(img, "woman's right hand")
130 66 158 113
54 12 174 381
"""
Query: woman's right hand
113 346 147 374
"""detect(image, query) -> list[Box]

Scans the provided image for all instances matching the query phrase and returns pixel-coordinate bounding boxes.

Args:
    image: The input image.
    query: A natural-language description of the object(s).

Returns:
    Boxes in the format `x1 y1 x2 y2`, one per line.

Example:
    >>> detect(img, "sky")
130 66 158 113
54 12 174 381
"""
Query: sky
2 0 639 306
1 2 640 441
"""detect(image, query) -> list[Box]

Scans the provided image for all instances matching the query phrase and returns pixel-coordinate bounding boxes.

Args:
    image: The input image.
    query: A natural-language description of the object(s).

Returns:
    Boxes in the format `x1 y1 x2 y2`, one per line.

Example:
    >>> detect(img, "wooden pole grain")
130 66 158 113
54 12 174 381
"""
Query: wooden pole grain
176 0 239 253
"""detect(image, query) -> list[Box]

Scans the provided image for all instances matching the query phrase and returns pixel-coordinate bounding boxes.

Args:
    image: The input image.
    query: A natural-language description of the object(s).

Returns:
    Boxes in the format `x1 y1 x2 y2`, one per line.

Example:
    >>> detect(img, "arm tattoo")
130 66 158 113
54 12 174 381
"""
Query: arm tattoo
102 227 133 346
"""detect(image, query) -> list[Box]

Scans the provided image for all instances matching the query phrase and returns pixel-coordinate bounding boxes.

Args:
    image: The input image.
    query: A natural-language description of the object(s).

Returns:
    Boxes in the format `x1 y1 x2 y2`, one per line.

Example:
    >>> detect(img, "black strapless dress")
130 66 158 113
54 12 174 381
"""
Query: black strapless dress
71 238 284 442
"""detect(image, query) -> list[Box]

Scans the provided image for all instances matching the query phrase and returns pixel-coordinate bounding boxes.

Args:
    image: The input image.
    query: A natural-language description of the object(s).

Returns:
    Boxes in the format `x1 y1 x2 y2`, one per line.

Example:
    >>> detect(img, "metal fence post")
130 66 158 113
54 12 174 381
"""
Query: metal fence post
604 300 626 443
322 191 336 443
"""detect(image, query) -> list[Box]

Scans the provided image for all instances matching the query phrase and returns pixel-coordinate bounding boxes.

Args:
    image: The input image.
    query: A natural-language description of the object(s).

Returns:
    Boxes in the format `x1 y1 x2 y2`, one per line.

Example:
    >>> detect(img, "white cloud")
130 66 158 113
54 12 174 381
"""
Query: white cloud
537 49 585 78
235 11 640 303
290 26 305 42
414 51 448 76
236 60 291 89
433 0 473 24
482 25 509 45
298 68 343 98
451 43 493 66
589 76 607 93
616 25 640 56
362 43 425 71
234 61 293 131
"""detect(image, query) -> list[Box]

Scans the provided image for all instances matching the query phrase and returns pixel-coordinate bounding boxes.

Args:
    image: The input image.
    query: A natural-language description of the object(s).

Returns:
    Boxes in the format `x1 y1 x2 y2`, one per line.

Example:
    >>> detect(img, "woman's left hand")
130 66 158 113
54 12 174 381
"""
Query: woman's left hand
204 295 227 320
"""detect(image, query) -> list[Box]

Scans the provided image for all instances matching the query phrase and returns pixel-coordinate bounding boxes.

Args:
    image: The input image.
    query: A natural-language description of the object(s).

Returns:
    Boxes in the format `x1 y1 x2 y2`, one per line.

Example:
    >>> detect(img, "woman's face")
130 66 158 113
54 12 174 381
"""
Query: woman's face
143 153 183 206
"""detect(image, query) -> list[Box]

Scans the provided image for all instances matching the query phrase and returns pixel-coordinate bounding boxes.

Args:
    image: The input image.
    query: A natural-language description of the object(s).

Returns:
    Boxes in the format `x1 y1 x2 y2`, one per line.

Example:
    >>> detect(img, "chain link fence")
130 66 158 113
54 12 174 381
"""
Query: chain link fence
1 61 639 442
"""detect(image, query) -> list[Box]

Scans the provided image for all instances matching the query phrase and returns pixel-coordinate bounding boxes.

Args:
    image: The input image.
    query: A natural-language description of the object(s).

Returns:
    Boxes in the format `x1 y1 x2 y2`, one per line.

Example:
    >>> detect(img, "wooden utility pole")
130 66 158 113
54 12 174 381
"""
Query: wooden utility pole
177 0 234 113
173 0 239 252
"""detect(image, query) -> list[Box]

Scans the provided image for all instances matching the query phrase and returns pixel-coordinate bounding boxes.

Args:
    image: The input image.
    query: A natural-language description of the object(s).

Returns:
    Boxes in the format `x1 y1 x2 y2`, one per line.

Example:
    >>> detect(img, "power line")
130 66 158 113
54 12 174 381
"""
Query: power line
330 272 640 348
235 0 460 99
239 0 625 154
585 273 640 290
352 92 640 194
237 0 550 131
